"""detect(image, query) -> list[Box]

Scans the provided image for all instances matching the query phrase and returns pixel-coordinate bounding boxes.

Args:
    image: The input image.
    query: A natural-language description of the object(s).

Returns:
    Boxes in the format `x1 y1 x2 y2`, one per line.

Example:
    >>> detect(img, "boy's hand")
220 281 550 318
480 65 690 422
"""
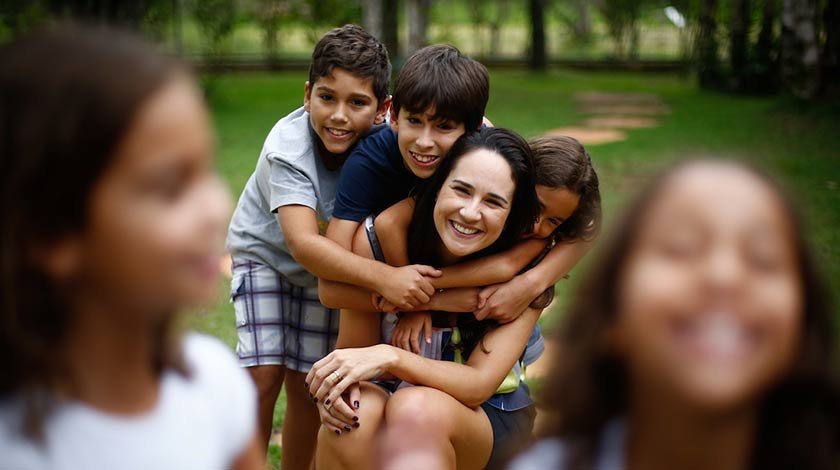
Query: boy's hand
380 265 441 310
475 277 540 323
391 312 432 354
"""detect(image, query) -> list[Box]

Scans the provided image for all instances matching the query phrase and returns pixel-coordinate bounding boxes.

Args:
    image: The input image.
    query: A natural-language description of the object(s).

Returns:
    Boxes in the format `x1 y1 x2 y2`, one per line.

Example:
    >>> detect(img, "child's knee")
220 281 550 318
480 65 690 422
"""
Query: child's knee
246 365 284 397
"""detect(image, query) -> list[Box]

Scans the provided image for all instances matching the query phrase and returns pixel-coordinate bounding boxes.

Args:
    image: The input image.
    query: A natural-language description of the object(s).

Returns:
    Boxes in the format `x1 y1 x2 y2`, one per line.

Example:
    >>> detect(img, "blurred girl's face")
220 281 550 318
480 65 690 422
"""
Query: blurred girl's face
73 76 231 316
614 163 802 411
433 149 515 260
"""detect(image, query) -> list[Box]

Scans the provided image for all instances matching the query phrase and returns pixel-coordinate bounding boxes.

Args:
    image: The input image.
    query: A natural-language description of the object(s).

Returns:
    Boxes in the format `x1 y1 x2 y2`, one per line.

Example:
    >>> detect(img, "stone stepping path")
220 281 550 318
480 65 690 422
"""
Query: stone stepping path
544 91 668 146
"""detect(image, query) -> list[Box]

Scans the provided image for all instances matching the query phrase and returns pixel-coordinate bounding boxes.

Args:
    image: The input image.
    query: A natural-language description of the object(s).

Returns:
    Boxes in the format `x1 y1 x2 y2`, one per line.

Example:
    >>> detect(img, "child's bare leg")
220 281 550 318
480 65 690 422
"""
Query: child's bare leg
282 369 321 470
315 383 389 470
247 365 285 454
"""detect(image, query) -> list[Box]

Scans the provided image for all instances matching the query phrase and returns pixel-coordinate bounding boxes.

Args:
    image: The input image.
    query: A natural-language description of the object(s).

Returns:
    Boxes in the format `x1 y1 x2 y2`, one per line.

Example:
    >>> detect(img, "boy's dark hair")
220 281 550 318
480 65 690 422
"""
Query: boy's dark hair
0 24 188 439
540 159 839 470
309 24 391 105
392 44 489 131
530 136 601 242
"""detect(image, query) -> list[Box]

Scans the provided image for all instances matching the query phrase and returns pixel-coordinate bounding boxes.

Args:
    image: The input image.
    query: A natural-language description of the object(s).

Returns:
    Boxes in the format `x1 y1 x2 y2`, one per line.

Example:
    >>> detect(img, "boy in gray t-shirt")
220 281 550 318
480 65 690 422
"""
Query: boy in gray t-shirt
225 26 438 467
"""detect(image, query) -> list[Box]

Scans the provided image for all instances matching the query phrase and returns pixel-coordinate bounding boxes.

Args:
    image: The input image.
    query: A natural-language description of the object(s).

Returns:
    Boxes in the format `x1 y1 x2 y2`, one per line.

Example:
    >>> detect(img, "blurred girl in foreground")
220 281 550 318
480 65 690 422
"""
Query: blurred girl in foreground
0 26 261 469
511 159 839 470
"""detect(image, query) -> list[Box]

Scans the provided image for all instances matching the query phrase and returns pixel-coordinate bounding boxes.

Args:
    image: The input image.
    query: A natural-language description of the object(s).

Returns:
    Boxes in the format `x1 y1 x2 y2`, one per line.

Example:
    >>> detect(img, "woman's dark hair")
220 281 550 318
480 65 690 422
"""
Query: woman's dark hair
407 127 540 357
0 25 188 438
539 159 839 469
530 136 601 242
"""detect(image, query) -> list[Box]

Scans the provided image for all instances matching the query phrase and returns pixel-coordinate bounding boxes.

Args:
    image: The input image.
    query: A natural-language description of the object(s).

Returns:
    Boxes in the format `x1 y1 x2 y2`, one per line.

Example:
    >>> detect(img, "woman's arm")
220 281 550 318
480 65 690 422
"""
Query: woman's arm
431 238 547 289
307 308 541 409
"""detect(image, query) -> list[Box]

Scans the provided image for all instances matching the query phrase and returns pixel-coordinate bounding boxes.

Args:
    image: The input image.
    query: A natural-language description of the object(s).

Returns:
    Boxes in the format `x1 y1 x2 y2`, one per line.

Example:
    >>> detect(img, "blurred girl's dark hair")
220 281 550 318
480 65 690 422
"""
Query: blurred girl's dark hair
407 127 540 358
0 24 188 438
539 158 839 469
529 136 601 242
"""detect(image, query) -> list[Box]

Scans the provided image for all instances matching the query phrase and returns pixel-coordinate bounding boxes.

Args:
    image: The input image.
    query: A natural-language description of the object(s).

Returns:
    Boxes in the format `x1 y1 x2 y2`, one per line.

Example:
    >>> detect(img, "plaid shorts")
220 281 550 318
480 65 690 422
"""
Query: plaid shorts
230 259 339 372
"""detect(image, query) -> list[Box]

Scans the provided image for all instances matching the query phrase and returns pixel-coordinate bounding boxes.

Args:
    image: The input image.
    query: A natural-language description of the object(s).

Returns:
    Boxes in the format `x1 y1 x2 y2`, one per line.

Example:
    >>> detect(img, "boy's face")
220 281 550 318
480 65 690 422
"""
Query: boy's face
390 105 465 179
304 68 389 156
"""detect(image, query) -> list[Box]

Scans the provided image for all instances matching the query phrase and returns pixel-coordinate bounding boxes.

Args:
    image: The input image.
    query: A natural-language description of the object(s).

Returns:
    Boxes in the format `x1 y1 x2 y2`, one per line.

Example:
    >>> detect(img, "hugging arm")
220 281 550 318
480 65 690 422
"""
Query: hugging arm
476 239 594 322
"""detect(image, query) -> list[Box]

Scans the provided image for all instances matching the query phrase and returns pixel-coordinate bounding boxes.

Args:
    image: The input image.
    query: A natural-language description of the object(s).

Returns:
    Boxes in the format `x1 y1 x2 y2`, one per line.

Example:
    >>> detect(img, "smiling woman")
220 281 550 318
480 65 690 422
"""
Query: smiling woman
306 128 542 470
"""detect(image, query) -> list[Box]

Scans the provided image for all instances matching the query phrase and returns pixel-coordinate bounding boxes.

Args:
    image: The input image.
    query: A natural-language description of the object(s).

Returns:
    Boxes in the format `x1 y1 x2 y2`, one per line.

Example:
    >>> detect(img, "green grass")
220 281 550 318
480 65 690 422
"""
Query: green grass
191 68 840 468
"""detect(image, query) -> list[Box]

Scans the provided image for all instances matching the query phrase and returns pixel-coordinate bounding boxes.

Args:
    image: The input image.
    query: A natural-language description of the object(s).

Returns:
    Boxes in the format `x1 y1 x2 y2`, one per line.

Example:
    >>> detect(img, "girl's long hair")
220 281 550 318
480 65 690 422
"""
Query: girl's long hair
0 25 188 438
407 127 540 357
529 136 601 242
539 159 839 469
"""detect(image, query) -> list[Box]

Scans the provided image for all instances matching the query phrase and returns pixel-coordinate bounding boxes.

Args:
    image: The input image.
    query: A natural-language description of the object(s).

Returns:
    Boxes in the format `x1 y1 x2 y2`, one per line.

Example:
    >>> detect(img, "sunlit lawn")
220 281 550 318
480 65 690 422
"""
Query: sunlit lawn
193 68 840 468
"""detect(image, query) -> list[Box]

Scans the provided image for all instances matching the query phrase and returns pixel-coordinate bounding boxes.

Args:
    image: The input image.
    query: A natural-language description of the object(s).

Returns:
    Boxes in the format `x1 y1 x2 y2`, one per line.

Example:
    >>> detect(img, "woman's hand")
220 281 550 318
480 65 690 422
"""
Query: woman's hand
391 312 432 354
306 344 398 410
315 383 361 435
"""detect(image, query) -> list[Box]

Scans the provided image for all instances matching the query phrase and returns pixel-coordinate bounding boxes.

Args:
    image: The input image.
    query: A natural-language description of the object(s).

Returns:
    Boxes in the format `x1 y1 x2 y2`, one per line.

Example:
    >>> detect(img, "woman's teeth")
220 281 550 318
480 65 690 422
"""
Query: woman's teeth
452 221 478 235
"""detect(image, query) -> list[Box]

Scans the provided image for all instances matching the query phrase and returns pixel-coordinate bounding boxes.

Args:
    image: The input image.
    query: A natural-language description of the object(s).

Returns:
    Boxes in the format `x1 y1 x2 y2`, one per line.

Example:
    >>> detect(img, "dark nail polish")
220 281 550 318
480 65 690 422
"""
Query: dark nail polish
344 425 351 432
354 400 360 409
334 430 340 436
353 422 360 428
313 397 318 403
304 382 309 388
325 399 331 406
352 416 359 422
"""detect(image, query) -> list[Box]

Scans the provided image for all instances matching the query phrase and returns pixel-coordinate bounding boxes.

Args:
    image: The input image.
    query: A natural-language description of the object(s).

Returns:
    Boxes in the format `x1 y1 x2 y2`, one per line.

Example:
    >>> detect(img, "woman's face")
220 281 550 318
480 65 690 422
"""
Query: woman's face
614 163 802 412
71 76 231 316
433 149 515 259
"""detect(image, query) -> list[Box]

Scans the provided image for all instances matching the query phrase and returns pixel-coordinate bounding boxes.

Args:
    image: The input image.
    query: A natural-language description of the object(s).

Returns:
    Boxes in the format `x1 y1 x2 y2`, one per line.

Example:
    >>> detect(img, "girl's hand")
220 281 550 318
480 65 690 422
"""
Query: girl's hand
306 345 397 409
391 312 432 354
315 383 361 435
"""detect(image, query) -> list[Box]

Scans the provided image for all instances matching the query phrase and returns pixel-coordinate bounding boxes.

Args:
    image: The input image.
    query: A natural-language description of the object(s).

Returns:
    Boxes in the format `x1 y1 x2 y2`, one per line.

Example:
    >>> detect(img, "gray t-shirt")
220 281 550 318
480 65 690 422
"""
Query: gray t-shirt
226 106 338 287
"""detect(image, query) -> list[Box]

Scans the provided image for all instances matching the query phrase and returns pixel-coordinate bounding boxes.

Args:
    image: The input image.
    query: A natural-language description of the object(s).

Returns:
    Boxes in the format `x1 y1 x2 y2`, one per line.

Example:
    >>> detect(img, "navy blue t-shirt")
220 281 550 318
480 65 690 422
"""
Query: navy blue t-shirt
332 128 417 222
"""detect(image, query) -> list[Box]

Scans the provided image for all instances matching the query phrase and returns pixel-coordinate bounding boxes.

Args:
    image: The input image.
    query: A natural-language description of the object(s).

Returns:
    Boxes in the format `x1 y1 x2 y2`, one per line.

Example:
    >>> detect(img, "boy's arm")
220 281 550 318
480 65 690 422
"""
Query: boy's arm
429 238 547 289
371 198 413 267
318 278 381 311
475 240 593 322
278 205 439 309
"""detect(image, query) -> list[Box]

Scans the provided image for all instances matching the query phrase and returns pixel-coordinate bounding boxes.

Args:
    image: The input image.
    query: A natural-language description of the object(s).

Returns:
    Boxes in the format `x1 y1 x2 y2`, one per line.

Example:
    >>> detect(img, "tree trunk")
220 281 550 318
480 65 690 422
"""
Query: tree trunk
382 0 400 60
362 0 383 42
407 0 432 55
572 0 592 43
489 0 510 57
529 0 547 70
780 0 820 99
822 0 840 97
730 0 750 90
697 0 721 88
173 0 183 56
754 0 778 90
